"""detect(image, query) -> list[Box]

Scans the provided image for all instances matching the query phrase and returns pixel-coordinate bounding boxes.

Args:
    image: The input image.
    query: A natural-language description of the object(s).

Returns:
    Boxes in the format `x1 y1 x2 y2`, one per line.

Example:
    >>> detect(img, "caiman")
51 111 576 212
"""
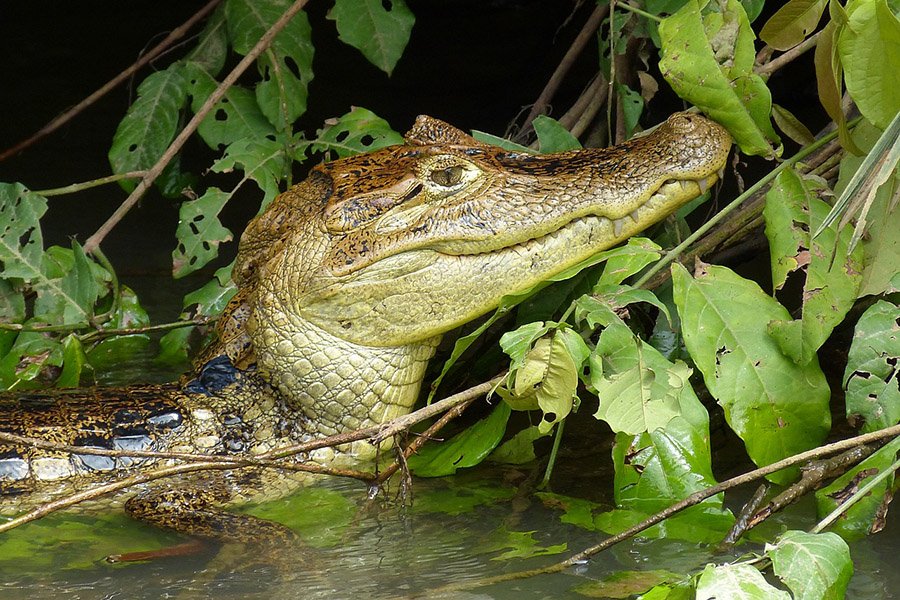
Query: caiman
0 112 731 549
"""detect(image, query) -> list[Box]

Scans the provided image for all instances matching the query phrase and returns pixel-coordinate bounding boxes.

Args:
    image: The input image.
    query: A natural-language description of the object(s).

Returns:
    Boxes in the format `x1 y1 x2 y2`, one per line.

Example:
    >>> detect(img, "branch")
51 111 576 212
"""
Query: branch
515 4 609 141
0 0 222 163
755 32 822 77
83 0 311 254
427 423 900 594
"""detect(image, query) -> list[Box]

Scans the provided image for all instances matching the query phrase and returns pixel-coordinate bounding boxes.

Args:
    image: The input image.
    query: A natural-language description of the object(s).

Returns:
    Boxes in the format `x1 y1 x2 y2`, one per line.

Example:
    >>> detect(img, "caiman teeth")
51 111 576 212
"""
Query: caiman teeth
698 177 708 194
614 218 625 237
629 209 640 223
718 167 725 179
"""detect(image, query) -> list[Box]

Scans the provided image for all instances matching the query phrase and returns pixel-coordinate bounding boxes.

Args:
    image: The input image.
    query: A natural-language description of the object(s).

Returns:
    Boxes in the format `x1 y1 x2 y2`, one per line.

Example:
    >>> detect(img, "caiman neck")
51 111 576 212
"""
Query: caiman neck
231 112 731 446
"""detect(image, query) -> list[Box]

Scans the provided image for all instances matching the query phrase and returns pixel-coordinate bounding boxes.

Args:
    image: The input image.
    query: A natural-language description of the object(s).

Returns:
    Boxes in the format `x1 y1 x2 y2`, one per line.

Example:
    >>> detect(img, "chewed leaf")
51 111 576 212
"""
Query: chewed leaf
767 531 853 599
328 0 415 76
172 188 233 278
308 107 404 159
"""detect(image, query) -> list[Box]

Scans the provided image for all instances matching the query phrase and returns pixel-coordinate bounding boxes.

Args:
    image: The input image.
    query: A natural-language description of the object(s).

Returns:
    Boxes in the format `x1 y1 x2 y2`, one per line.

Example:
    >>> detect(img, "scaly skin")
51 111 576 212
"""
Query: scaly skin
0 113 731 544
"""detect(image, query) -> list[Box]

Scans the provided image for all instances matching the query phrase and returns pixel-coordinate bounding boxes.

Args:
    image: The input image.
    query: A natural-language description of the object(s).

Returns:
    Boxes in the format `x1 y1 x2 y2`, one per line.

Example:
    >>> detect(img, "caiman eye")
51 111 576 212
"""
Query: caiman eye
430 165 464 187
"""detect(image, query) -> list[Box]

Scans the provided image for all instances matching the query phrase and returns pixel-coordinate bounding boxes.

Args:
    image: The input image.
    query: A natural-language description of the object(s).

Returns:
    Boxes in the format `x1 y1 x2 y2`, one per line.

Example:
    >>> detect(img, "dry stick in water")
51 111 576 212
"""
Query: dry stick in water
427 423 900 594
0 376 495 533
0 0 222 162
84 0 311 254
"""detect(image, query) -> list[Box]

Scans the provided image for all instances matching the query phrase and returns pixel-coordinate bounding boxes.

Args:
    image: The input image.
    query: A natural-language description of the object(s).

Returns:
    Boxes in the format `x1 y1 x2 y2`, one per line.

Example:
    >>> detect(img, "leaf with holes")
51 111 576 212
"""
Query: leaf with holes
33 245 109 327
328 0 415 75
172 188 233 278
108 63 190 191
767 530 852 600
764 168 863 365
672 261 831 484
226 0 314 129
213 136 290 210
185 63 275 150
843 300 900 432
815 436 900 540
308 107 404 159
0 183 47 285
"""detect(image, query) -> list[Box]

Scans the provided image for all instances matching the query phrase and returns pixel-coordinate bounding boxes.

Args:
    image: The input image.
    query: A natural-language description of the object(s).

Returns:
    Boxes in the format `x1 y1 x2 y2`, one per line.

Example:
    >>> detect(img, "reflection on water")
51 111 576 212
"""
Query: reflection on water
3 469 898 599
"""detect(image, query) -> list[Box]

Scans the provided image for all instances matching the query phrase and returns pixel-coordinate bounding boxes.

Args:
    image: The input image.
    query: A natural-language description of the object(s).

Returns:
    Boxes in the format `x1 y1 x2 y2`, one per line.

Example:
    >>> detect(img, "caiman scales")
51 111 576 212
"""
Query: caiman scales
0 113 731 547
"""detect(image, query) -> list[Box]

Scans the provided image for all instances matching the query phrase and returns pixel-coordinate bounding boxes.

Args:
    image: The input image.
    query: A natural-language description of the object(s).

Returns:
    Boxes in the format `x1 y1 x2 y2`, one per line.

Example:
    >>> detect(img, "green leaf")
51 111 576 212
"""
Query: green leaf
843 300 900 432
772 104 816 146
0 183 47 283
213 136 290 210
185 6 228 76
108 63 189 191
172 188 234 278
86 286 151 371
766 530 853 600
0 327 64 390
488 425 549 464
695 563 791 600
243 486 355 548
34 245 108 326
481 528 567 561
0 279 25 323
594 505 734 543
813 20 862 155
572 570 680 599
591 323 686 435
308 107 404 159
470 130 533 152
57 334 89 388
328 0 415 75
532 115 582 152
407 402 511 477
595 237 663 288
499 321 552 367
658 0 779 156
671 262 831 484
815 436 900 539
226 0 314 129
763 169 863 364
760 0 828 50
525 332 579 432
617 83 645 137
838 0 900 128
186 63 275 150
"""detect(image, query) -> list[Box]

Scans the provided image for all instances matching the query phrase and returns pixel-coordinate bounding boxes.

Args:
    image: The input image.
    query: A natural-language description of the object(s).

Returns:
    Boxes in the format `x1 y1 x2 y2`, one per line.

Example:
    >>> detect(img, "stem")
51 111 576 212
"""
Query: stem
618 2 662 23
539 418 566 490
516 4 609 141
0 0 222 163
83 0 311 254
756 32 822 77
34 172 148 196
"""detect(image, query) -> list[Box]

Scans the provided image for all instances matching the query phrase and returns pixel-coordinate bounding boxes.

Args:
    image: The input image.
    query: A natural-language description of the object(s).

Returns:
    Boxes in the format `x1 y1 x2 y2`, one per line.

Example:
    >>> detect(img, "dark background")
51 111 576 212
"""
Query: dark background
0 0 813 307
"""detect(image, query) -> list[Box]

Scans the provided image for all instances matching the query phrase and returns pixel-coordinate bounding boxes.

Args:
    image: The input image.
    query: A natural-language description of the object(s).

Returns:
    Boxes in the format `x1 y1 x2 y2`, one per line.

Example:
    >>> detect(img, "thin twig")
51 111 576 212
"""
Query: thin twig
83 0 310 254
0 0 222 163
755 32 822 77
427 424 900 594
516 4 610 141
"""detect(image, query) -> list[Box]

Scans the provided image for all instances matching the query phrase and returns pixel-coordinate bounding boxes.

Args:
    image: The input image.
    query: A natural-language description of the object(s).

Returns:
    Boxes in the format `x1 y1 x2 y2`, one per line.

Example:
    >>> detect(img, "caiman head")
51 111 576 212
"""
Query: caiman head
231 113 731 448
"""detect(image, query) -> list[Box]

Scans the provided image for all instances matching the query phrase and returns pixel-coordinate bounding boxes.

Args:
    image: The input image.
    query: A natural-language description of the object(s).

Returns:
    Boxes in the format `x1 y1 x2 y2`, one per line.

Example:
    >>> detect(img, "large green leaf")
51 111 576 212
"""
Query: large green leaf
766 530 853 600
407 402 511 477
33 245 108 326
172 188 234 278
225 0 314 129
843 300 900 432
671 262 831 484
591 323 687 435
838 0 900 129
328 0 415 75
108 63 190 191
658 0 779 156
764 168 863 364
695 563 791 600
212 135 291 210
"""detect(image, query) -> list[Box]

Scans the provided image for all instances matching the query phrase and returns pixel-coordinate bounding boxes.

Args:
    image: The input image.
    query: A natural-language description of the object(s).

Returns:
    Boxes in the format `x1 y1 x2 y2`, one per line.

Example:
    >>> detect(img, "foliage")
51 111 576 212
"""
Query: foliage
1 0 899 596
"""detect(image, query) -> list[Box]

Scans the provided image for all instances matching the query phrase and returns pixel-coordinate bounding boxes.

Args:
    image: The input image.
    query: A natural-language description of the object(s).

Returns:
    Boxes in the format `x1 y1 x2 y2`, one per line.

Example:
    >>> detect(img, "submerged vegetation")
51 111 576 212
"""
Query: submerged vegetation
1 0 898 597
